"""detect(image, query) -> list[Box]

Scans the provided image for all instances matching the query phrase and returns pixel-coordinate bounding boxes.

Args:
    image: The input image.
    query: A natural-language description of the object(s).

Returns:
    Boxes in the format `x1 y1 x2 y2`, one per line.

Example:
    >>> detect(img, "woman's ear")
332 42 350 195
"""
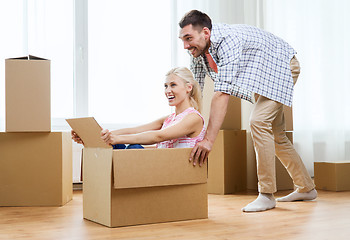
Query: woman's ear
186 83 193 94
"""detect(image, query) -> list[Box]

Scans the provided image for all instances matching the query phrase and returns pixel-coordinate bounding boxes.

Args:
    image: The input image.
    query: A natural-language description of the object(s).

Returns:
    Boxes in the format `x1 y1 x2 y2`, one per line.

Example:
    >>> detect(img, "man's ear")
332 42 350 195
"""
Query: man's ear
202 27 211 39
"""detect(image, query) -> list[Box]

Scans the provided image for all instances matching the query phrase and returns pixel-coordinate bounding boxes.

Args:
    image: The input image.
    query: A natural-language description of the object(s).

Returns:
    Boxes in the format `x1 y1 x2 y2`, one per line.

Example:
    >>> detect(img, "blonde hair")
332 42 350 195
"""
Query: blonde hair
165 67 202 113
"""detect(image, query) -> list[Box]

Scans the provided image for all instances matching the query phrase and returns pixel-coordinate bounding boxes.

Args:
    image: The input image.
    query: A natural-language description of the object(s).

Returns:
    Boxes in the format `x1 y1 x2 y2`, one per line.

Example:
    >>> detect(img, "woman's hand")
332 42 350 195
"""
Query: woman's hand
101 129 117 145
71 130 84 145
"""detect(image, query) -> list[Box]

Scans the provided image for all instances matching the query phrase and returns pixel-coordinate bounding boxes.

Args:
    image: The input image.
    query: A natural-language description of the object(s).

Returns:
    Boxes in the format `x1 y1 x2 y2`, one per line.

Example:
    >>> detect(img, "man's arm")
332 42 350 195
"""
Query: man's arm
190 91 230 166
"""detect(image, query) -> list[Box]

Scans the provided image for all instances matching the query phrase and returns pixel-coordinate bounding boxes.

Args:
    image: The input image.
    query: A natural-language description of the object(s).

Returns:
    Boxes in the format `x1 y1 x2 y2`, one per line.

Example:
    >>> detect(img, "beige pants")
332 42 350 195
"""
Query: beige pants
250 56 315 193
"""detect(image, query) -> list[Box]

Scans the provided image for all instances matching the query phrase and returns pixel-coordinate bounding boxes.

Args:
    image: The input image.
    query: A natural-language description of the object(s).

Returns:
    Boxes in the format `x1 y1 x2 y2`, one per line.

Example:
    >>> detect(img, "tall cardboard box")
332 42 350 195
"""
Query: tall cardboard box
0 132 72 206
202 76 241 129
314 162 350 191
66 118 207 227
208 130 247 194
5 55 51 132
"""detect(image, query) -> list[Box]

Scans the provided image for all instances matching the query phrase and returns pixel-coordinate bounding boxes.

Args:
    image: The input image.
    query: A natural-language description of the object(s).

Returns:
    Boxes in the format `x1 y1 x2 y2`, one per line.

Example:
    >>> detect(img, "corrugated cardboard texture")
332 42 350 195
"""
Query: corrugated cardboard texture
113 148 207 189
83 148 113 227
83 147 208 227
202 75 241 129
208 130 247 194
111 183 208 227
314 162 350 191
207 131 225 194
247 131 294 191
5 56 51 132
0 132 72 206
62 131 74 204
66 117 110 148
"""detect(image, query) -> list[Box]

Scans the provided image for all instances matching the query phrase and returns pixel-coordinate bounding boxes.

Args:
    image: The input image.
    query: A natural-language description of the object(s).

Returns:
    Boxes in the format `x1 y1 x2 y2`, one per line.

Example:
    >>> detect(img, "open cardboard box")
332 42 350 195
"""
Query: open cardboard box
66 117 208 227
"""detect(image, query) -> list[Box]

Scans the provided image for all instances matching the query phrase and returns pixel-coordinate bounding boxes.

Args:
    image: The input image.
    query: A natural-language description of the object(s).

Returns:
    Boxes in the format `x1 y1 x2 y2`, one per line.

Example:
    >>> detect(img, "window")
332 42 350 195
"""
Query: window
0 0 74 131
87 0 172 128
0 0 174 131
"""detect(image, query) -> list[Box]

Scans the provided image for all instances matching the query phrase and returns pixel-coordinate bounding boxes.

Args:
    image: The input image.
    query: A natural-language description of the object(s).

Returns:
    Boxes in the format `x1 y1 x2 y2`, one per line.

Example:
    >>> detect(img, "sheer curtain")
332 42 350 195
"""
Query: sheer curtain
264 0 350 175
0 0 74 131
0 0 23 130
87 0 172 128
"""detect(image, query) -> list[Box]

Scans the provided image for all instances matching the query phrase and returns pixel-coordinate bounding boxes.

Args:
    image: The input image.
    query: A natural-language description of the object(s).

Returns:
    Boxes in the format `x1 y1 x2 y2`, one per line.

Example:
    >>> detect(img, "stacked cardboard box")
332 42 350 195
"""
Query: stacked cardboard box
202 76 247 194
67 117 207 227
0 56 72 206
5 56 51 132
208 130 247 194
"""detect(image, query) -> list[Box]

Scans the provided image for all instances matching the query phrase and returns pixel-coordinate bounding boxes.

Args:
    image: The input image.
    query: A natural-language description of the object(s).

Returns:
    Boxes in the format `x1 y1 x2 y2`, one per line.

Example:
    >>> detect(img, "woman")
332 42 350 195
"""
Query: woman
72 67 206 149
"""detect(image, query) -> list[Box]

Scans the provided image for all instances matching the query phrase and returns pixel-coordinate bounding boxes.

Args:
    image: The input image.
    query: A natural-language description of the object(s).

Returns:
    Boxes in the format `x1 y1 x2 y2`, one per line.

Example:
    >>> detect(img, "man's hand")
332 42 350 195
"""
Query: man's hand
189 92 230 166
189 138 213 167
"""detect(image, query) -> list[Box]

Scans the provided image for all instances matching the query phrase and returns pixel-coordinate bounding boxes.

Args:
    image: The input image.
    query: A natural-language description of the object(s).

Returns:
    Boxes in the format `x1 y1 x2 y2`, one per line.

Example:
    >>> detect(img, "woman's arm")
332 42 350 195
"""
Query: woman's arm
101 113 203 145
110 116 168 135
71 130 84 145
71 116 168 145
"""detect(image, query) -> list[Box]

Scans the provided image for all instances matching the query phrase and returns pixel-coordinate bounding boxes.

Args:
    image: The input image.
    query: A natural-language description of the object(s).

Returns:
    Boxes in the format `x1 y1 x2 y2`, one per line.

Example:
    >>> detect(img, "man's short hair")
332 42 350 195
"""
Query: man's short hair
179 10 212 31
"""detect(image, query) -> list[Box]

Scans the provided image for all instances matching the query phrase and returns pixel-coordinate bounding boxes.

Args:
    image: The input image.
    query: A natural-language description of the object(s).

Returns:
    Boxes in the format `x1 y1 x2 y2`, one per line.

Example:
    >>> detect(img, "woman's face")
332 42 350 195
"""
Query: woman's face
164 74 192 107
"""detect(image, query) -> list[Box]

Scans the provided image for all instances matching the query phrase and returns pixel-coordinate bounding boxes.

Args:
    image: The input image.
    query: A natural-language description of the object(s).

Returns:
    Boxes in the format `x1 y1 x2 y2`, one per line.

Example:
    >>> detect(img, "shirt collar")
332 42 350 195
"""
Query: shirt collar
208 24 220 56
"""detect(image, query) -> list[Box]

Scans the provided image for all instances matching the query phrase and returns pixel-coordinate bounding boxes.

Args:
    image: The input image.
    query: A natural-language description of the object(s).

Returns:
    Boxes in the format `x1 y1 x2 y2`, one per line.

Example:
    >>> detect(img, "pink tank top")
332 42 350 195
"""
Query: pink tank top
157 107 206 148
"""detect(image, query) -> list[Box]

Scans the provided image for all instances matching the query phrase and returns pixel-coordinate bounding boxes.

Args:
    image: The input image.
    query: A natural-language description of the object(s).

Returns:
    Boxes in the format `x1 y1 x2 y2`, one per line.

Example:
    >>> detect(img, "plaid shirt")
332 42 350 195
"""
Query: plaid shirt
190 23 296 106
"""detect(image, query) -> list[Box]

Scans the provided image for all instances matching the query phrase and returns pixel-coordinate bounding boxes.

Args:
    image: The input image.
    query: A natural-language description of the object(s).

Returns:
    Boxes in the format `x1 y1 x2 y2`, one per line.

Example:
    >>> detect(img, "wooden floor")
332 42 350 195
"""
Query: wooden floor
1 190 349 240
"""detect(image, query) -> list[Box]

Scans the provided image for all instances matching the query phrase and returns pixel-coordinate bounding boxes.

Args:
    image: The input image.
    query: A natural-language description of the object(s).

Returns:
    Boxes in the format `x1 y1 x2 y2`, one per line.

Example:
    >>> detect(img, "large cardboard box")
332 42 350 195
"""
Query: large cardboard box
314 162 350 191
208 130 247 194
66 117 208 228
0 132 72 206
202 76 241 129
5 55 51 132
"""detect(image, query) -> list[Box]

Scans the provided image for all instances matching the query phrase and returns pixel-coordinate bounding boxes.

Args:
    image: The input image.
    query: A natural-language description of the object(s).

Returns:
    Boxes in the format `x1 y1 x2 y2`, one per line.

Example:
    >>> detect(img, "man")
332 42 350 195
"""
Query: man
178 10 317 212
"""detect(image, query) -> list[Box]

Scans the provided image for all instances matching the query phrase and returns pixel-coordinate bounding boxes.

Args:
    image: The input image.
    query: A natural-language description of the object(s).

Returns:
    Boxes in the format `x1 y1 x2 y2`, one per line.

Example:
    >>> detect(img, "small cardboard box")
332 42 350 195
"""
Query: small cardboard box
5 55 51 132
202 76 241 130
0 132 72 206
208 130 247 194
66 117 208 227
314 162 350 191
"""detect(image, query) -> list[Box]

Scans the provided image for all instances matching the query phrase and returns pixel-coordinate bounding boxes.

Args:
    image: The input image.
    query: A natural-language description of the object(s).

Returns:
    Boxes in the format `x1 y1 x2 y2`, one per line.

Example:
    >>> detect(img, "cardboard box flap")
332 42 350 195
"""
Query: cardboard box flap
112 148 207 189
7 55 48 60
66 117 111 148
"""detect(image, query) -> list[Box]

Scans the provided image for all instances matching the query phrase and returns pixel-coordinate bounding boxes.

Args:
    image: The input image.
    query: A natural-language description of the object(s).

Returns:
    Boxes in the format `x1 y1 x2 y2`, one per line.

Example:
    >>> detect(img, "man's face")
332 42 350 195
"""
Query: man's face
179 24 210 58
